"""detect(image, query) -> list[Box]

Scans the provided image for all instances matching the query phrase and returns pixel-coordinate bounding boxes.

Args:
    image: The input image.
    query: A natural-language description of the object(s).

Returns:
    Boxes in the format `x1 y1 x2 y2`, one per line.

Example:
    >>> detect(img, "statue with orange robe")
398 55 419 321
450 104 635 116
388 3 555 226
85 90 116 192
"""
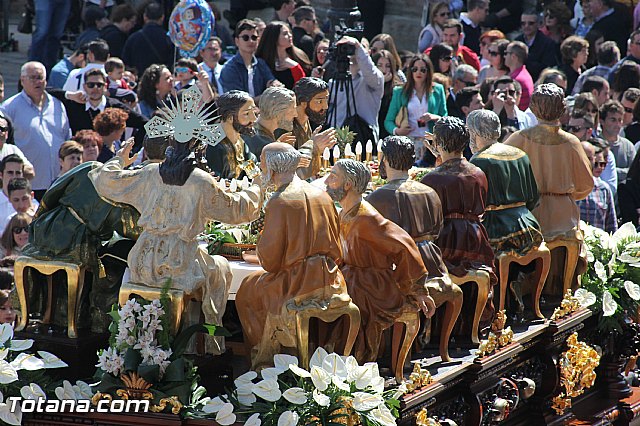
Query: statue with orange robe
235 143 349 369
326 159 436 362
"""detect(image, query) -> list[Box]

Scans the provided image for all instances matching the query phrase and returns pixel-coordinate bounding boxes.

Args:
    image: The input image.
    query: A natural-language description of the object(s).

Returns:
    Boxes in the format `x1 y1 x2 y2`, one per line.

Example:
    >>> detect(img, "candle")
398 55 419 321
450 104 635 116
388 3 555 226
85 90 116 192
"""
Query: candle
365 140 373 162
229 179 238 192
322 147 330 169
345 143 353 159
355 141 362 161
241 176 250 189
333 145 340 161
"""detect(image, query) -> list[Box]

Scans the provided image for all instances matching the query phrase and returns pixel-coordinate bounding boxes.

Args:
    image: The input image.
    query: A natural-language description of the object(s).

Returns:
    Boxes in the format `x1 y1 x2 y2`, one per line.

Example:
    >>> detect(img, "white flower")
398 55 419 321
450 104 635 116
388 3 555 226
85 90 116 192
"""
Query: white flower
277 410 299 426
0 395 21 426
37 351 68 368
273 354 298 373
73 381 93 399
234 371 257 386
96 347 124 376
586 247 595 263
310 366 331 391
20 383 46 400
237 384 257 406
8 340 33 351
10 353 44 371
392 383 408 400
322 353 348 381
625 281 640 300
202 396 226 414
260 367 280 381
603 291 618 317
352 392 384 411
351 365 373 390
310 346 328 369
0 325 13 345
55 380 77 401
574 288 597 307
368 404 397 426
370 376 385 394
215 402 236 426
594 261 608 282
613 223 637 246
313 389 330 407
282 387 307 405
344 356 361 383
252 379 281 402
289 364 311 378
246 413 262 426
332 376 350 391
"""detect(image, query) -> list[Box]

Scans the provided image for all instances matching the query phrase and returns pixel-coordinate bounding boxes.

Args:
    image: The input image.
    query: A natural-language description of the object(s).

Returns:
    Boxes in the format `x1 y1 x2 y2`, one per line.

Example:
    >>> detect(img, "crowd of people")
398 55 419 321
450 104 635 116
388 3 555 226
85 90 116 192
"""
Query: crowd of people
0 0 639 326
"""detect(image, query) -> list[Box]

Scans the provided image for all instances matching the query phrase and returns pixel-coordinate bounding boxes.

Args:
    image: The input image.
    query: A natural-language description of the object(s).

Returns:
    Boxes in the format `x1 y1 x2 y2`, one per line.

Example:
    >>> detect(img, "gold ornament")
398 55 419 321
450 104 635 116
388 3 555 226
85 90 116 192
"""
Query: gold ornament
416 408 443 426
406 363 433 392
475 310 514 359
150 396 183 414
550 290 581 321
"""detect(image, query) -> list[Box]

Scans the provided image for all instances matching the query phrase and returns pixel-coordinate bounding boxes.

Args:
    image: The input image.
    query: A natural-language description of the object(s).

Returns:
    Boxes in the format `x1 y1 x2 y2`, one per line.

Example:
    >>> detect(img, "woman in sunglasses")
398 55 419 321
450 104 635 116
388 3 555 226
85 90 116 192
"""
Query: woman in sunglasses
478 39 509 84
256 21 311 89
0 213 32 263
418 2 450 52
540 2 573 44
384 54 447 166
428 43 454 76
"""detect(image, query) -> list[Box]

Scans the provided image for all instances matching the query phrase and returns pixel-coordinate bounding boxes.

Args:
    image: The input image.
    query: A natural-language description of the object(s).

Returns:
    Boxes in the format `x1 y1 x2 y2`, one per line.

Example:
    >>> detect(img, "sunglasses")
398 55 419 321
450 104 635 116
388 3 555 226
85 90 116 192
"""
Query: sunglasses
496 89 516 96
624 106 634 113
441 56 453 61
85 82 104 89
0 126 7 132
437 12 450 17
462 80 476 87
411 67 428 73
594 161 607 168
239 34 259 42
564 125 584 132
488 50 501 56
521 21 537 26
175 67 191 74
12 226 28 234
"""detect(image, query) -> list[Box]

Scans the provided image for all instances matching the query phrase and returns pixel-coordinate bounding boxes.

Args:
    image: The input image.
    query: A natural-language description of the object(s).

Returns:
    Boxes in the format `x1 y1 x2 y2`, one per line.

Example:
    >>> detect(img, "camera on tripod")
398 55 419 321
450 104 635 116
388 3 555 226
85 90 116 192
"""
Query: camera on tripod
328 20 364 75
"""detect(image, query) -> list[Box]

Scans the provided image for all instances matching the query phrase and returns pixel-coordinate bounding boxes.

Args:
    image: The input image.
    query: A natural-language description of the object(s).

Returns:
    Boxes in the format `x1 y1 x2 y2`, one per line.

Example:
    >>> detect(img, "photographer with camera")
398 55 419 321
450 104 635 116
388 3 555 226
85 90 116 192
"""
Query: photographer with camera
326 35 385 143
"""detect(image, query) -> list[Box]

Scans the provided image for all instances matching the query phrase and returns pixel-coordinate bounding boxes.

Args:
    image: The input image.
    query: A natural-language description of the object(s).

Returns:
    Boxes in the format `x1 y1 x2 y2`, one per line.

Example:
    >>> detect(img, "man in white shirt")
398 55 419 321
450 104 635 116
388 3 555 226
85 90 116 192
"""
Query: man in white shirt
199 37 224 96
63 39 109 92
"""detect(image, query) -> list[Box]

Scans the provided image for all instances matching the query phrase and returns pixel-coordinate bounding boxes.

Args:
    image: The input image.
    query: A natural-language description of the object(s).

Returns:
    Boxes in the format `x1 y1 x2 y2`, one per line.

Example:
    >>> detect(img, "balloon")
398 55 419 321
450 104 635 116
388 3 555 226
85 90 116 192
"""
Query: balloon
168 0 214 58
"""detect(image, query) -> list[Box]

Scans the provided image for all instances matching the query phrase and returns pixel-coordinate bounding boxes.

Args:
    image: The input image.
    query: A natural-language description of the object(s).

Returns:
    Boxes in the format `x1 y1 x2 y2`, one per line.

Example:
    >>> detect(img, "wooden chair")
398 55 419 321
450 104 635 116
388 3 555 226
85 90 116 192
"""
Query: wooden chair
391 311 421 383
545 236 582 298
450 270 491 344
14 256 87 338
294 298 361 369
497 242 551 319
119 282 201 334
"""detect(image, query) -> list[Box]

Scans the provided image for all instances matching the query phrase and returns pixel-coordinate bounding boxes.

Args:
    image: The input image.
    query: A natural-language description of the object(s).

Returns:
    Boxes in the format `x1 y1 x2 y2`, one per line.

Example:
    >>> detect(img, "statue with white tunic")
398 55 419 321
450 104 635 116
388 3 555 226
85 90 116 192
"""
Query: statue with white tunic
89 86 264 353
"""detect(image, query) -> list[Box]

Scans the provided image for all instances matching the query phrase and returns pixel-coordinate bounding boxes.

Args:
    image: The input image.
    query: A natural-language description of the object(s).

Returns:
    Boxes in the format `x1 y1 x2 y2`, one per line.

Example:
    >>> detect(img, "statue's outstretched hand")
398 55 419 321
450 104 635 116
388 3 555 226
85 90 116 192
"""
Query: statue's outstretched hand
116 137 139 168
416 294 436 318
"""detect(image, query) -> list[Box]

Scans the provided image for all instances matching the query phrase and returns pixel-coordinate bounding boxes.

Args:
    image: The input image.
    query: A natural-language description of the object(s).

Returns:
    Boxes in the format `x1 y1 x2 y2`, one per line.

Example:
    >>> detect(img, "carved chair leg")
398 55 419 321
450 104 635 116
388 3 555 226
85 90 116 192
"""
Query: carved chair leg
343 305 360 357
421 317 432 345
14 263 28 332
66 268 79 338
440 296 462 363
562 243 580 296
42 275 54 324
498 257 510 313
391 322 403 374
533 251 551 319
296 313 311 369
472 277 490 345
396 317 420 384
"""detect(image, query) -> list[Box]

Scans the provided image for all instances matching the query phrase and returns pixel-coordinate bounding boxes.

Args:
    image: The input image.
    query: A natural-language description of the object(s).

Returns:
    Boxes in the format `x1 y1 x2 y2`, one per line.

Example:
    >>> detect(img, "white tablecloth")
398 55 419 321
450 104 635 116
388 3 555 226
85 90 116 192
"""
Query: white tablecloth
228 260 264 300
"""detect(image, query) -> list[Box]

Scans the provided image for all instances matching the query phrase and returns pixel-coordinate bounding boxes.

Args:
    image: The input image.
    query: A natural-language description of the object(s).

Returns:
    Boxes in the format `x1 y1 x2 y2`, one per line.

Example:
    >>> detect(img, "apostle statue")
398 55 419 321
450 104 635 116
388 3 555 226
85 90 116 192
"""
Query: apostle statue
235 143 349 369
504 84 592 295
326 158 436 362
366 136 463 358
467 109 544 317
205 90 259 179
421 117 497 333
90 94 263 353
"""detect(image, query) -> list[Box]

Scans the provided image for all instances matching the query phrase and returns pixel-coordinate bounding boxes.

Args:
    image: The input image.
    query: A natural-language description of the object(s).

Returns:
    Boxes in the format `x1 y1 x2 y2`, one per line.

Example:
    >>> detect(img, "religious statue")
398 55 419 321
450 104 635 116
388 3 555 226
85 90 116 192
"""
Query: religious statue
420 117 497 333
205 90 259 179
504 84 592 295
235 143 349 369
327 158 435 362
90 86 263 354
366 136 463 359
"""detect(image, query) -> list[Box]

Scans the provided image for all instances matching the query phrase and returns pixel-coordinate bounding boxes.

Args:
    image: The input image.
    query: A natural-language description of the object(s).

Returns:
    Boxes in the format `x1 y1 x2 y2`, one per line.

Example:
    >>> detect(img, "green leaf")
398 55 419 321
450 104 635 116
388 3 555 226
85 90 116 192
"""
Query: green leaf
123 348 142 372
137 364 160 383
163 358 186 382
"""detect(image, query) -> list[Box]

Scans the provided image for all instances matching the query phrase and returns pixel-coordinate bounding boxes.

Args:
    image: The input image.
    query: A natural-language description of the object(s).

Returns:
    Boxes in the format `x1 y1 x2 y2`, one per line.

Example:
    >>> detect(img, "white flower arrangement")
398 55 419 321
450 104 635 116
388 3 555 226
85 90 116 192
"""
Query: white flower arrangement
203 347 403 426
96 298 172 378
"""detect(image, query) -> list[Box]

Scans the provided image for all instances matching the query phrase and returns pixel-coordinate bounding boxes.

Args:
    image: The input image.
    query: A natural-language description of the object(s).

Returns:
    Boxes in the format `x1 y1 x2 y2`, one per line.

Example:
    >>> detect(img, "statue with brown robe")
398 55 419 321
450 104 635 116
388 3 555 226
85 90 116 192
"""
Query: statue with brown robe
366 136 463 358
235 143 349 369
326 158 436 363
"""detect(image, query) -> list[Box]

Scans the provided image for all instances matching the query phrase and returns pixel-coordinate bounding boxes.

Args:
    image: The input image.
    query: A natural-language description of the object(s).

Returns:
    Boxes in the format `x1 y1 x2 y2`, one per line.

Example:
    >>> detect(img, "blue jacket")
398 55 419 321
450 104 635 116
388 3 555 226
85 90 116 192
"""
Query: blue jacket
219 53 275 96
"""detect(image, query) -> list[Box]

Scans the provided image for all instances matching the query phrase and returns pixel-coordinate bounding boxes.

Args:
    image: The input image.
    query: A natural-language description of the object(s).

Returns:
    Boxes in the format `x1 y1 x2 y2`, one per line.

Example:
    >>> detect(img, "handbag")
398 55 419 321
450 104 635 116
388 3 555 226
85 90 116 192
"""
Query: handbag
395 106 408 129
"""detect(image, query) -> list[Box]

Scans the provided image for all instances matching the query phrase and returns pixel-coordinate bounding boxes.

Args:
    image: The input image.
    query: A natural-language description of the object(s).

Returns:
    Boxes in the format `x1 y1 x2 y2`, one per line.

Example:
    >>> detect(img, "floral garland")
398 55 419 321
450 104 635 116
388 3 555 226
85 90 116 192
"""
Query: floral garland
202 347 404 426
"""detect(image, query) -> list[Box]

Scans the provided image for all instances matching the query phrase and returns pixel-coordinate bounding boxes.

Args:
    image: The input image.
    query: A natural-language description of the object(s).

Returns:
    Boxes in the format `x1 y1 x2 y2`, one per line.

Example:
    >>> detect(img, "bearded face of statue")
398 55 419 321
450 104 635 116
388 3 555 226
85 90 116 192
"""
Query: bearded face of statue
233 100 258 136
